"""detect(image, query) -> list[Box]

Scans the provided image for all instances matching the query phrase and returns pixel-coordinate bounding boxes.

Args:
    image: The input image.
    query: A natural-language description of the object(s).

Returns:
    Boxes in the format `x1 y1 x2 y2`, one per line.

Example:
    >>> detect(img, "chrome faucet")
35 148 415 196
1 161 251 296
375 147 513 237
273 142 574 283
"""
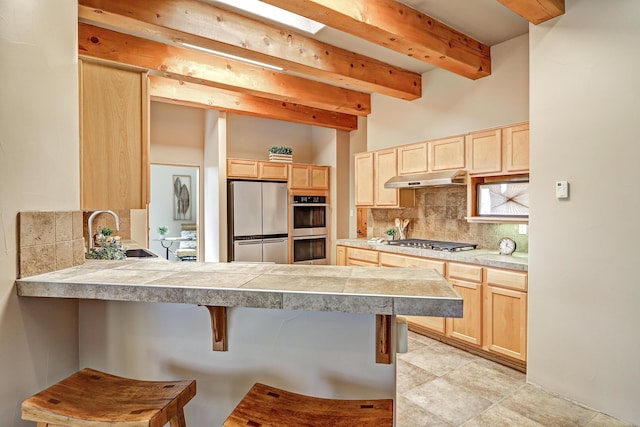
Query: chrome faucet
87 210 120 249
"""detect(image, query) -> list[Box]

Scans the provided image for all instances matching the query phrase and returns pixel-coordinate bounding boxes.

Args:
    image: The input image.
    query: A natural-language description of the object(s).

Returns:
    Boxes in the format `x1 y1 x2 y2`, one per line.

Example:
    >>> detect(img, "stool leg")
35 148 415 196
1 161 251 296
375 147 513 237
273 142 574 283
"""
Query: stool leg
169 408 187 427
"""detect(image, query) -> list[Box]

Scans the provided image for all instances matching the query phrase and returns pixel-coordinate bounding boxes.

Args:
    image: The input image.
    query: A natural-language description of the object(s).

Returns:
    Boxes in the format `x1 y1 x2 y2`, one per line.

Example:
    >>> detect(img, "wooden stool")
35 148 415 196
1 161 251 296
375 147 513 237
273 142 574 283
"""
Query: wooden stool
223 383 393 427
22 368 196 427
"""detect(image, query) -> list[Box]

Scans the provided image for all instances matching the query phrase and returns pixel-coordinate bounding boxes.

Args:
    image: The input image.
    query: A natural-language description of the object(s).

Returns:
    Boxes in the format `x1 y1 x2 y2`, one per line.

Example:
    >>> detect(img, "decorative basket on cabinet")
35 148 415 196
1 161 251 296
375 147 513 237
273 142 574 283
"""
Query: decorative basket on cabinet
268 145 293 163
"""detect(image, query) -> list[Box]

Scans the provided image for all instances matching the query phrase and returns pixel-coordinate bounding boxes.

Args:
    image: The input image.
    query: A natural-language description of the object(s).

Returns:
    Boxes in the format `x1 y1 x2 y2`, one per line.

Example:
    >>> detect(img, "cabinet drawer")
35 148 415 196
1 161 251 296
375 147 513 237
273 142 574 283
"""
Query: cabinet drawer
379 252 445 274
486 268 527 291
448 262 483 283
347 259 378 267
346 248 379 264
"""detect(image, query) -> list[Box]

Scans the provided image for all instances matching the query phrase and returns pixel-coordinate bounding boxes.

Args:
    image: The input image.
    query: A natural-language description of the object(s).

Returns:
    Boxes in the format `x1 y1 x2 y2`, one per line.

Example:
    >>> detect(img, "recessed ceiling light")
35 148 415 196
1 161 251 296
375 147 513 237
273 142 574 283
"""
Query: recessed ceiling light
180 43 284 71
215 0 325 35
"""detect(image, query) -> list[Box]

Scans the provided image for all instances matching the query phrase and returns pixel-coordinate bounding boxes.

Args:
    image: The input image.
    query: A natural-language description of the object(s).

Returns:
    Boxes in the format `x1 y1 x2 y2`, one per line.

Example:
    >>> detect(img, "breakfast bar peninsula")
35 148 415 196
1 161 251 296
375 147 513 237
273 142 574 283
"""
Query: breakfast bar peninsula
16 259 462 426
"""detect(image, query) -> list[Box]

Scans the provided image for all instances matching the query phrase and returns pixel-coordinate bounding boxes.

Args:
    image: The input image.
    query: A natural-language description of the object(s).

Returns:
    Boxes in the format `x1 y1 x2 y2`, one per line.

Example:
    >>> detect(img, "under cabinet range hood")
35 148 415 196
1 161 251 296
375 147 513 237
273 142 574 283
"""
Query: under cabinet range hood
384 170 467 189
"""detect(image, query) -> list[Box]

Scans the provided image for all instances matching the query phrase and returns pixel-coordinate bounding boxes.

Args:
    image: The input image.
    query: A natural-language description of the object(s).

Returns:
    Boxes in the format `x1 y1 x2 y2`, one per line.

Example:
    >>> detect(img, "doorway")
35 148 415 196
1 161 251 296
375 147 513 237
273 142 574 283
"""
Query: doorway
149 164 200 261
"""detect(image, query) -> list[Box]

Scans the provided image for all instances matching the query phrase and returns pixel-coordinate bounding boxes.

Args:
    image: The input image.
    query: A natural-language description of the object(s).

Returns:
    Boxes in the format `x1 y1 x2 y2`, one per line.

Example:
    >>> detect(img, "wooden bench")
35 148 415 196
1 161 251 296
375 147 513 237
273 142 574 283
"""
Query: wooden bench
21 368 196 427
223 383 393 427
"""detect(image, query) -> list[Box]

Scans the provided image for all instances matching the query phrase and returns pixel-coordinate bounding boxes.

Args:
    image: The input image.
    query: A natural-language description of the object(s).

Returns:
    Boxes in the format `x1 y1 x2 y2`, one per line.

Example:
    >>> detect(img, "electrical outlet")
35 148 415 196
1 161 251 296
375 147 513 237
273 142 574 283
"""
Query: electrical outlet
518 224 527 235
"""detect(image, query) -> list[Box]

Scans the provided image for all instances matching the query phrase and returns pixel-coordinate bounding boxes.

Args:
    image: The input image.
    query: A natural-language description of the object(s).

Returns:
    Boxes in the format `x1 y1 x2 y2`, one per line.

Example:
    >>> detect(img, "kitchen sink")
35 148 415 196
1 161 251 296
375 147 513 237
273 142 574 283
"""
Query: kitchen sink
125 248 158 258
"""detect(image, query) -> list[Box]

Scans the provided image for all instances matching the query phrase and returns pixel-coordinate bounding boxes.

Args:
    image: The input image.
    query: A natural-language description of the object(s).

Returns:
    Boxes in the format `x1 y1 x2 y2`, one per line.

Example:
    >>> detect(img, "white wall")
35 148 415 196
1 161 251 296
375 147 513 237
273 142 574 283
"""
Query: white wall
226 113 315 162
150 102 205 166
528 1 640 424
368 34 529 150
79 303 395 426
149 165 199 260
0 1 80 425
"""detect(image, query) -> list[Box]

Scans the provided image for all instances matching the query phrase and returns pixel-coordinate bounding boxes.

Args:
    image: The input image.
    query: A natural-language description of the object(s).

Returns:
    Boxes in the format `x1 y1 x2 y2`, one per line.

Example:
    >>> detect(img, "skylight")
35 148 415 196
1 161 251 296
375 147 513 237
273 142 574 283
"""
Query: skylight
215 0 325 35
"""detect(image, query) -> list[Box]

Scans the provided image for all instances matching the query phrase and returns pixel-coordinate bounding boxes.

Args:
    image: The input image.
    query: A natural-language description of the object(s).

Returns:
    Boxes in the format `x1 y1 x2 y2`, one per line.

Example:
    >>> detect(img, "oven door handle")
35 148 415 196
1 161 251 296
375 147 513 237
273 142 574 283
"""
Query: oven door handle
291 203 328 207
293 235 327 240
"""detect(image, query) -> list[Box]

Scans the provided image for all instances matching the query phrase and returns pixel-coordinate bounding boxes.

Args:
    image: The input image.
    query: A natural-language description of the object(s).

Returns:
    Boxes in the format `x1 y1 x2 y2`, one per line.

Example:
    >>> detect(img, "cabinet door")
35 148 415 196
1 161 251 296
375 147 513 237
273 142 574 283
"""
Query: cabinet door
336 245 346 266
430 136 466 171
466 129 502 174
355 152 374 206
260 162 288 180
310 166 329 189
379 253 446 334
398 142 428 175
503 123 530 173
227 159 259 179
446 279 482 346
374 148 399 206
484 285 527 361
80 61 148 210
289 164 310 188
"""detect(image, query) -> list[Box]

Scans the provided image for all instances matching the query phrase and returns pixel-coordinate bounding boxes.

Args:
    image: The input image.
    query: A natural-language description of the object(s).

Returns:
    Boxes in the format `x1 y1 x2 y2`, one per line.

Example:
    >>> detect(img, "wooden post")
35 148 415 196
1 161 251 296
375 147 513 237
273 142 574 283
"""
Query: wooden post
376 314 392 364
206 306 228 351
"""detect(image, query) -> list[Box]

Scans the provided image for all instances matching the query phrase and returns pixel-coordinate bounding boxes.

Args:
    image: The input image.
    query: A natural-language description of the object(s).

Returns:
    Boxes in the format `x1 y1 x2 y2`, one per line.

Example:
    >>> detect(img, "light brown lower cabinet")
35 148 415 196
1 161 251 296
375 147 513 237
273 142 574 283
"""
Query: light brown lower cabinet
378 252 447 334
484 267 528 361
336 245 346 266
344 247 379 267
335 245 528 371
446 278 482 346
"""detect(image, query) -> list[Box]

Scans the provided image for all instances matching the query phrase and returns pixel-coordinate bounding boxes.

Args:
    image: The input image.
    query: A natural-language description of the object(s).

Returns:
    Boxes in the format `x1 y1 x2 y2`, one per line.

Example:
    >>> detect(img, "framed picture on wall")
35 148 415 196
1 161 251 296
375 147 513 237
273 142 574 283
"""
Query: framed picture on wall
173 175 192 221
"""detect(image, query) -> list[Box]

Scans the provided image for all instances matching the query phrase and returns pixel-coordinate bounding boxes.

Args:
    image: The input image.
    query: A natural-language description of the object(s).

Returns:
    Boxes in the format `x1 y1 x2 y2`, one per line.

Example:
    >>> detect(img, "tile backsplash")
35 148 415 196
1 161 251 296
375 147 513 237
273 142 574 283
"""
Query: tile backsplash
18 211 85 278
368 186 529 253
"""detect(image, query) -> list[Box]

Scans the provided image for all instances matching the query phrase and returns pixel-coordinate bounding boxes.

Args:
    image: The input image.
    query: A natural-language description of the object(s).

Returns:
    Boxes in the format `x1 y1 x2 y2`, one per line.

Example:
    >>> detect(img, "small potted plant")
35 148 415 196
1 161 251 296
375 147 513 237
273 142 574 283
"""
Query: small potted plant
157 226 169 239
384 228 397 241
268 145 293 162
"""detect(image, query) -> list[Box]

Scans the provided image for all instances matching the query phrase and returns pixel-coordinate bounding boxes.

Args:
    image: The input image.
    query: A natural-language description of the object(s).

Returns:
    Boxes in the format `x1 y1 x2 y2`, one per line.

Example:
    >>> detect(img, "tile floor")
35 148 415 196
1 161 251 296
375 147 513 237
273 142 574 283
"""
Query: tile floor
396 332 633 427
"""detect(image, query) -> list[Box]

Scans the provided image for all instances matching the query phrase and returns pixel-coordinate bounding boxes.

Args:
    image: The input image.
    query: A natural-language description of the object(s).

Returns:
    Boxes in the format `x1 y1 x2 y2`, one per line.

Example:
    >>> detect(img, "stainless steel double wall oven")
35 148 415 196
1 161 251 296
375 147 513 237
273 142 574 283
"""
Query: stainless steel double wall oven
291 195 328 264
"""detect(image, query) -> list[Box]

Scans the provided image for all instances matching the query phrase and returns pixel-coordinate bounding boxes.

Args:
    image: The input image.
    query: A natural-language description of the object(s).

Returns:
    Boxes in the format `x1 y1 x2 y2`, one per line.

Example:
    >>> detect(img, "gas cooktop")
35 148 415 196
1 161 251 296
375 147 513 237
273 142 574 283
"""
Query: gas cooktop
388 239 478 252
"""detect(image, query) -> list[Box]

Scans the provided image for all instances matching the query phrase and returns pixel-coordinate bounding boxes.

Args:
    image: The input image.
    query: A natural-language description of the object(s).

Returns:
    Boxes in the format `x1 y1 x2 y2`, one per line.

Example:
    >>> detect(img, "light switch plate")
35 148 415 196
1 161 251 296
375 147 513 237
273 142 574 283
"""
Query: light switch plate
556 181 569 199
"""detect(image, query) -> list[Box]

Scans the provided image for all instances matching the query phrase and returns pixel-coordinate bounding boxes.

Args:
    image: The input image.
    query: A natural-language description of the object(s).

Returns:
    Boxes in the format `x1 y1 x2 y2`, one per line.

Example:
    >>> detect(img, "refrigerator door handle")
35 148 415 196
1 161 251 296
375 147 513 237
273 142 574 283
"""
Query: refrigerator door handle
236 240 262 245
263 238 286 243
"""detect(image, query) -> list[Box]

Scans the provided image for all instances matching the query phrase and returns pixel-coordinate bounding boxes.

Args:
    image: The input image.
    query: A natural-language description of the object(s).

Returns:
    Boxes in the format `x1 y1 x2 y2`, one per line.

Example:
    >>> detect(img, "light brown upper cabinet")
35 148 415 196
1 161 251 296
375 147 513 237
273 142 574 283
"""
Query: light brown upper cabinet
466 128 503 175
467 123 529 175
397 142 428 175
503 123 530 173
227 159 288 181
227 159 259 179
430 136 466 171
355 148 415 208
80 60 149 210
397 136 465 175
355 152 374 206
374 148 401 207
288 164 329 190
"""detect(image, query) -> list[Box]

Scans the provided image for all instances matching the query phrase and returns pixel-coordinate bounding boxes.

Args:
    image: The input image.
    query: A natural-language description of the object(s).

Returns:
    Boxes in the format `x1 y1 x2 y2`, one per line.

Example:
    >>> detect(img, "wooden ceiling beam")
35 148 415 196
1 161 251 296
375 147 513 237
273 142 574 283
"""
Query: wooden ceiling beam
496 0 565 25
78 0 421 100
149 76 357 131
261 0 491 80
78 23 370 116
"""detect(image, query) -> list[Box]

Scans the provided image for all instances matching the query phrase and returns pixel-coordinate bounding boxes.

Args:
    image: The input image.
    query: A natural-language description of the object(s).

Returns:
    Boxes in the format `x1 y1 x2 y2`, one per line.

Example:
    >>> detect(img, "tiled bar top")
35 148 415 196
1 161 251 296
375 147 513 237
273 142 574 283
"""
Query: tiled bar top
337 239 528 271
15 260 463 317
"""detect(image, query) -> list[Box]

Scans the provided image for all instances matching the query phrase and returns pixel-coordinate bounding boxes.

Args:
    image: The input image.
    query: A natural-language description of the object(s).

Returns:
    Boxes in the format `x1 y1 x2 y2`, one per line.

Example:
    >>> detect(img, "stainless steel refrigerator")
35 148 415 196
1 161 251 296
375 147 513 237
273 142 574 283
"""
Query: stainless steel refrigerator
228 181 288 263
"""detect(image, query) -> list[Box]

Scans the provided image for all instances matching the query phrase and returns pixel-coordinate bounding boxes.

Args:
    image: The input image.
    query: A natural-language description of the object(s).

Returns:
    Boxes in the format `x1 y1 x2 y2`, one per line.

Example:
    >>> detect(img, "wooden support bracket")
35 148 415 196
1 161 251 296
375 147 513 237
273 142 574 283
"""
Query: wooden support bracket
376 314 392 364
205 306 228 351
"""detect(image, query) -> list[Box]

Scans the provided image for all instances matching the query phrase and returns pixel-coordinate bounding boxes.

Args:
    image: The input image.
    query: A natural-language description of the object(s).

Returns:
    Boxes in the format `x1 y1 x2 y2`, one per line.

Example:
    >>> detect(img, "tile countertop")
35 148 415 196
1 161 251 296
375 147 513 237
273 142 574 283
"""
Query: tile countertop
336 239 528 272
15 260 463 318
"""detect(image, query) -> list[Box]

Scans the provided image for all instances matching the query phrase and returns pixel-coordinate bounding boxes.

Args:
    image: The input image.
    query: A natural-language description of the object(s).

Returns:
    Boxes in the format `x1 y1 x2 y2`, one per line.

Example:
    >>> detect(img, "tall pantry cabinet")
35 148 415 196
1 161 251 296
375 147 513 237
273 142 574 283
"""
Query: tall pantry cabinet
79 59 150 210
